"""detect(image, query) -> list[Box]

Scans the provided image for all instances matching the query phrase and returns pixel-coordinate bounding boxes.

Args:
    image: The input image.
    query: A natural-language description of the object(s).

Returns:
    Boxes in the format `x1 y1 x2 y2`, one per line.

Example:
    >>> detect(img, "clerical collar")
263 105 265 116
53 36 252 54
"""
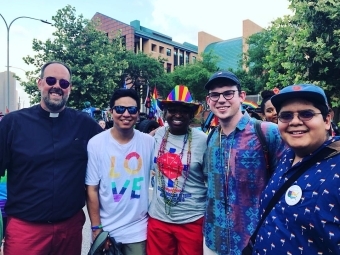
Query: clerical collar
49 113 59 118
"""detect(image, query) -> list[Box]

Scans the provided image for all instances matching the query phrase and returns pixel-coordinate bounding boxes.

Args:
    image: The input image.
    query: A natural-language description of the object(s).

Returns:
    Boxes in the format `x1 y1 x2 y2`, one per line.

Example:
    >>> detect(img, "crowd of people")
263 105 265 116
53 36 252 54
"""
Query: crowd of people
0 61 339 255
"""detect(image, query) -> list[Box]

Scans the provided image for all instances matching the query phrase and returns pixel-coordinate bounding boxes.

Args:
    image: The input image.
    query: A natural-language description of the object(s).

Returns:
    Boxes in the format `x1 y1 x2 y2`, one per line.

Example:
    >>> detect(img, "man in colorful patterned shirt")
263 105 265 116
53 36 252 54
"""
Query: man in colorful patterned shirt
252 84 340 254
203 71 285 255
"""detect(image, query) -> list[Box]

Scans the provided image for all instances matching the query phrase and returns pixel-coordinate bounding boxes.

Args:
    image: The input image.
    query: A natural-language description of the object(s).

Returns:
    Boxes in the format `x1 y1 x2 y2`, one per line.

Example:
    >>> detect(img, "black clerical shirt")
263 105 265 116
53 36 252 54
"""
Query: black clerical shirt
0 105 102 222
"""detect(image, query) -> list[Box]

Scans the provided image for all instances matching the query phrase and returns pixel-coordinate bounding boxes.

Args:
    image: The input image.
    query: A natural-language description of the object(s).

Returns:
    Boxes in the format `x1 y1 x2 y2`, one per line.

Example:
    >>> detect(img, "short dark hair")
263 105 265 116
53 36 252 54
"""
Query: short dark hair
260 90 275 114
109 89 140 110
40 61 72 80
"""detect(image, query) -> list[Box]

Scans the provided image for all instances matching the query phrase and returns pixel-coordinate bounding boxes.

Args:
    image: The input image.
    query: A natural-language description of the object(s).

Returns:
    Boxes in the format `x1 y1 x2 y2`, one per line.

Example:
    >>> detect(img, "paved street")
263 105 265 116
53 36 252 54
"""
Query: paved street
81 206 91 255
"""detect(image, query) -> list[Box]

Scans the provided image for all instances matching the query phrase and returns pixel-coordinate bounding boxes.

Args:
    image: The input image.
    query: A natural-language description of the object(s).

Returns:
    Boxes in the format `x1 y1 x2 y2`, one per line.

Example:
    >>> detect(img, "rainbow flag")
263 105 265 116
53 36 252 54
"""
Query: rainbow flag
151 87 164 126
242 100 258 109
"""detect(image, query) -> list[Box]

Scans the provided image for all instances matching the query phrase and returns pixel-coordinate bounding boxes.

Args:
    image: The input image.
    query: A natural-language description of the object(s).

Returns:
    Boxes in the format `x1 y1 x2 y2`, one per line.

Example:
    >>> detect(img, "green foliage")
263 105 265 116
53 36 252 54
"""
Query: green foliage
263 15 295 89
21 5 128 109
265 0 340 108
244 30 272 91
243 0 340 123
122 51 171 99
228 68 260 95
166 51 219 101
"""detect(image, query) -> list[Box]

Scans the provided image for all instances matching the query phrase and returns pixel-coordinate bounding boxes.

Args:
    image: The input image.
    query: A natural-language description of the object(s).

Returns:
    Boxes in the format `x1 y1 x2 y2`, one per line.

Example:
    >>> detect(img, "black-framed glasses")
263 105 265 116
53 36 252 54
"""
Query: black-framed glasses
112 106 138 114
278 110 322 123
43 76 70 89
208 90 238 102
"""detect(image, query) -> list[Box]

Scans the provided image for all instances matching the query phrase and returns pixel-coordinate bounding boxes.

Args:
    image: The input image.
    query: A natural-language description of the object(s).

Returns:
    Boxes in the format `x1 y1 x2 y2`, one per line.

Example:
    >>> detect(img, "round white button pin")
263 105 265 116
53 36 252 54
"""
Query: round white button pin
285 185 302 206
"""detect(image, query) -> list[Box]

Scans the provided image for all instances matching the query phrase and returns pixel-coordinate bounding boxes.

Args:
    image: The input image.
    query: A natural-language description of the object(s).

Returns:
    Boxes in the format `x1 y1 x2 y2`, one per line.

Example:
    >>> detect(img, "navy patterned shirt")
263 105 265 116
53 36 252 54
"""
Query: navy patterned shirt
253 137 340 255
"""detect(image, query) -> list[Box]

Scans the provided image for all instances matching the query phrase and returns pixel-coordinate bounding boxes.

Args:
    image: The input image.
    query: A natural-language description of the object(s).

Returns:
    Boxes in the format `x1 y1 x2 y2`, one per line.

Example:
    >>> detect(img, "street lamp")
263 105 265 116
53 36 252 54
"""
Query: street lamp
0 14 51 112
6 65 27 73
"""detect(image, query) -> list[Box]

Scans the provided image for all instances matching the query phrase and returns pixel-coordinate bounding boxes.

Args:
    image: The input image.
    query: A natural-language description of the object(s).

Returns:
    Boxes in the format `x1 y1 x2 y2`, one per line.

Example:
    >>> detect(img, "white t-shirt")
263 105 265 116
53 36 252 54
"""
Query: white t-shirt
86 129 155 243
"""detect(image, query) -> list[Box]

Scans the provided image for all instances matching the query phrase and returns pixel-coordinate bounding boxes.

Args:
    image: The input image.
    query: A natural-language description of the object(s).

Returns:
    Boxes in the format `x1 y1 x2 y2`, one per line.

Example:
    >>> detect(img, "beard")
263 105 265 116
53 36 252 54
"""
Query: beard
42 88 69 112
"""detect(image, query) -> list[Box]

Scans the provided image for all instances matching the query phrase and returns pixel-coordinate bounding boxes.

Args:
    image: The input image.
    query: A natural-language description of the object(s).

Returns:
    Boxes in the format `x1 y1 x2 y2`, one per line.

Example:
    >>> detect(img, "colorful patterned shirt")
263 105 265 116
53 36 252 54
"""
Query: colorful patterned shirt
253 137 340 255
204 113 285 255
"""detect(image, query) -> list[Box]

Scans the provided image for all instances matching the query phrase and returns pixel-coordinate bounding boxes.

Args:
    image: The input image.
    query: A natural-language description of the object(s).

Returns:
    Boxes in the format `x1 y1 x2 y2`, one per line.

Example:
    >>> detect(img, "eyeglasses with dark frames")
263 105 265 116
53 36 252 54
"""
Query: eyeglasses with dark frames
208 90 238 102
278 110 322 123
112 106 138 115
43 77 70 89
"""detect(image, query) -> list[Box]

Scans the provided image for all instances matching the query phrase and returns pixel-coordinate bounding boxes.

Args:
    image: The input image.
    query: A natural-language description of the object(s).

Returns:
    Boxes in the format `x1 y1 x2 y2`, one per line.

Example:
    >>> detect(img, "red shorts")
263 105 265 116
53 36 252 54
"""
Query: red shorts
147 216 204 255
4 210 85 255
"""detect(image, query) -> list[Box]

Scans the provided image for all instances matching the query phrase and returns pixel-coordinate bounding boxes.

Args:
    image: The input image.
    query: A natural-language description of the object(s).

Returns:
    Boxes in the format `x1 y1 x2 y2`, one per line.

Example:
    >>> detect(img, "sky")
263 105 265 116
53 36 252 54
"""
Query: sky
0 0 291 108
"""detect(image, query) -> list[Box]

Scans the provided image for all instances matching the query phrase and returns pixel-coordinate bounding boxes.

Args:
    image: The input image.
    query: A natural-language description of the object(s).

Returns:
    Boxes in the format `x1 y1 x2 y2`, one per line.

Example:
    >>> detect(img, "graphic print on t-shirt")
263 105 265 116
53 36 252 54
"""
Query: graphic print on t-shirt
156 147 191 202
109 151 144 202
157 151 183 179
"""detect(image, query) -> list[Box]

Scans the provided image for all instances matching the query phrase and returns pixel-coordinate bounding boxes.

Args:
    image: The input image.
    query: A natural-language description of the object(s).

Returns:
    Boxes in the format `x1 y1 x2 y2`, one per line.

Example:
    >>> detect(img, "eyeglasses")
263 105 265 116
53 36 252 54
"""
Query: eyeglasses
278 110 322 123
208 90 238 102
43 77 70 89
112 106 138 114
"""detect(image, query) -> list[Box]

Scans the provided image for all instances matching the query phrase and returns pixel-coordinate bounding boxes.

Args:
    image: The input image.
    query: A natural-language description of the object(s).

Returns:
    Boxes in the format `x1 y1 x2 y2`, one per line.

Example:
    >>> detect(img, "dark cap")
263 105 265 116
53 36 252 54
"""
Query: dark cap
271 84 329 111
204 70 241 90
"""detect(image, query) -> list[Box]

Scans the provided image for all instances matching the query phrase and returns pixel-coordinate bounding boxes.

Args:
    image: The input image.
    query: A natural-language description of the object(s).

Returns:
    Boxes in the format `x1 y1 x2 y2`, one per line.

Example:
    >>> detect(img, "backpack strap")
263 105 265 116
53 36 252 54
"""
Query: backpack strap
206 127 217 145
254 120 270 173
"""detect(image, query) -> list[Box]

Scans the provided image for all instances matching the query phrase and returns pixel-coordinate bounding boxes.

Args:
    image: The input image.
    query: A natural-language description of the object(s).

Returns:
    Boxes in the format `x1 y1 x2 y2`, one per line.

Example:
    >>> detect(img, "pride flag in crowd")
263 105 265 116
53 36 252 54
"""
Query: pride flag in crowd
150 87 164 126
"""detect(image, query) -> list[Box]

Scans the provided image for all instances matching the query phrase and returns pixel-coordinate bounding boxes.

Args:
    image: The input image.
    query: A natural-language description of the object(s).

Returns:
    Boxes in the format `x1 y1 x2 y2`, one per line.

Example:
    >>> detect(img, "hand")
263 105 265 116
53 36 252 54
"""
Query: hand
92 229 103 241
104 238 112 250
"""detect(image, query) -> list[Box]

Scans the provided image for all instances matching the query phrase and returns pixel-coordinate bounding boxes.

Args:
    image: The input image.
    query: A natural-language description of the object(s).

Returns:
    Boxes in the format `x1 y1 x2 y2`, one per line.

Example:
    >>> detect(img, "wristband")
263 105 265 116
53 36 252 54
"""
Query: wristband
91 224 103 231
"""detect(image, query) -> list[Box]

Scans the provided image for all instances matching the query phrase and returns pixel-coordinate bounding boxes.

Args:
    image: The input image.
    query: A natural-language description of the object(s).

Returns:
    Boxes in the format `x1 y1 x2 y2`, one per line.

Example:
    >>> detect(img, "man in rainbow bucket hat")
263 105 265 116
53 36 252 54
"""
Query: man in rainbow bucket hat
147 85 207 255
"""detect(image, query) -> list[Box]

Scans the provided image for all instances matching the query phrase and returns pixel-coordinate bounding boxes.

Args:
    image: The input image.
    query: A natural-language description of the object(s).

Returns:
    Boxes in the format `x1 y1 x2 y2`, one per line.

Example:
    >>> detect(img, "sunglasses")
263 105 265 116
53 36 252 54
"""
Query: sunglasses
44 76 71 89
208 90 238 102
166 107 192 115
112 106 138 114
278 110 322 123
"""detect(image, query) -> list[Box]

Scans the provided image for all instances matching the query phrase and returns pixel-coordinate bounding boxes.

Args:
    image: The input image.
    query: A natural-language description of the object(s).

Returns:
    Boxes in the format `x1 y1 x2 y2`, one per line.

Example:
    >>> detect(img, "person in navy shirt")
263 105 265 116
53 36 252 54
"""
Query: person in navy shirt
0 61 102 255
253 84 340 255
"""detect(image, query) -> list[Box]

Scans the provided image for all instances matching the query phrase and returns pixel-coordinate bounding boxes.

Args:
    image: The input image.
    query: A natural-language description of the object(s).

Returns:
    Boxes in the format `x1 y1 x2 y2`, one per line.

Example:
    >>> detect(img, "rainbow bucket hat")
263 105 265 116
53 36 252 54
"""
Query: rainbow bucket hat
160 85 202 116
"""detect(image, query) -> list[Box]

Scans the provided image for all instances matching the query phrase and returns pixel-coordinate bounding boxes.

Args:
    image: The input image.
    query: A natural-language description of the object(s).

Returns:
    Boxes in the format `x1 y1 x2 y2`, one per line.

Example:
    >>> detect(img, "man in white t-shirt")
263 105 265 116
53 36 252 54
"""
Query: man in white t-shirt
86 89 155 255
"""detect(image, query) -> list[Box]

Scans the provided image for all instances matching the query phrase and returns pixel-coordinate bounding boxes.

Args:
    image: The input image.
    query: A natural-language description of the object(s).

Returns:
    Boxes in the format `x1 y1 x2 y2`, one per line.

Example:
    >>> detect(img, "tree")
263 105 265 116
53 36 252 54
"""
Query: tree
243 29 272 91
21 5 128 109
121 51 171 100
265 0 340 108
228 68 261 95
167 51 219 101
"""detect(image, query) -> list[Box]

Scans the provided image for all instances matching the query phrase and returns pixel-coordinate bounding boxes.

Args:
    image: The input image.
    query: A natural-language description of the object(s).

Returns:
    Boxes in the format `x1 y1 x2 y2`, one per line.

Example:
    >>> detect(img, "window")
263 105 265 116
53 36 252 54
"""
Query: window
166 48 171 56
167 63 172 73
121 36 126 48
179 52 184 65
174 50 178 66
185 53 189 64
151 44 157 52
112 36 126 48
192 56 196 63
159 46 164 54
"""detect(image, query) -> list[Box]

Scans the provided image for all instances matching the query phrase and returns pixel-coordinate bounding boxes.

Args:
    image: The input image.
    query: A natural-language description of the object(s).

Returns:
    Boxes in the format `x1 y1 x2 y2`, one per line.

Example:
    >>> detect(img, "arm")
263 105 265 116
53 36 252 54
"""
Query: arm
86 185 102 240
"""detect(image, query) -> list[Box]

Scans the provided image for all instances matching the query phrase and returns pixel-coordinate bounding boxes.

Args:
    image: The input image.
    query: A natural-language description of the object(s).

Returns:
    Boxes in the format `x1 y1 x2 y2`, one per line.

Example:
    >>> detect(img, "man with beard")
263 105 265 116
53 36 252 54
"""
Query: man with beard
0 61 103 255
